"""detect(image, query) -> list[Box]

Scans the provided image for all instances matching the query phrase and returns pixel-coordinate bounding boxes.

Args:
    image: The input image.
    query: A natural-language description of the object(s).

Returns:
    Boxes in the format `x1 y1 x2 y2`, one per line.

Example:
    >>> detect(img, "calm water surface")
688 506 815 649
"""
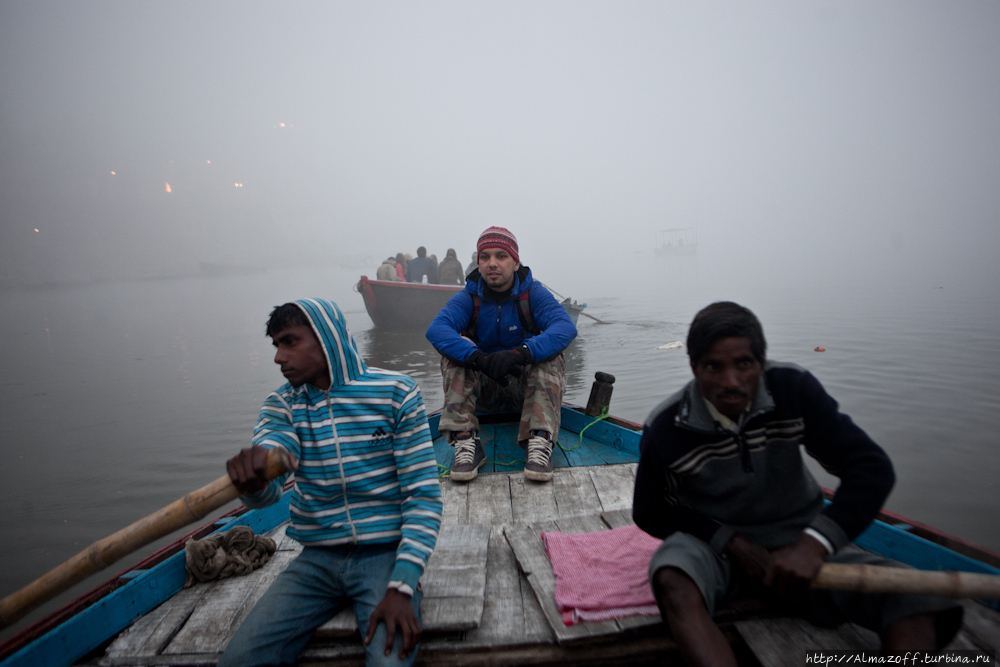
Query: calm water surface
2 264 998 636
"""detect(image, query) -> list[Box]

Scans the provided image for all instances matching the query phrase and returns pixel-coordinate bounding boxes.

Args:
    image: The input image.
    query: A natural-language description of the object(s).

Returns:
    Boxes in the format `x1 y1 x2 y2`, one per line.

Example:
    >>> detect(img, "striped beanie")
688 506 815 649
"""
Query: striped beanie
477 226 519 264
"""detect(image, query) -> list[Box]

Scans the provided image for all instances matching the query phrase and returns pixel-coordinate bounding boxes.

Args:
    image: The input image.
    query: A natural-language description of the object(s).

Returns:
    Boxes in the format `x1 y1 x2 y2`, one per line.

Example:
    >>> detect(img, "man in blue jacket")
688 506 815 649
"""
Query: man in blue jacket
426 226 577 483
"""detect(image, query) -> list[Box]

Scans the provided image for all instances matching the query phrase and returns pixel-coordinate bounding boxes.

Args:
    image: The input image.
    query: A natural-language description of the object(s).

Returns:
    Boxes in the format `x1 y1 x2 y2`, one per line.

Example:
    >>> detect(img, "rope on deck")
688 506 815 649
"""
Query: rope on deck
559 407 610 454
184 525 277 588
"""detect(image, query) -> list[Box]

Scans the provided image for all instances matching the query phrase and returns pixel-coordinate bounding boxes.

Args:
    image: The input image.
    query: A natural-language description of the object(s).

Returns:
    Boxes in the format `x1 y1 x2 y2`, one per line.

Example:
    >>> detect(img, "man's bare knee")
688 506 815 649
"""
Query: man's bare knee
653 567 704 614
883 612 937 652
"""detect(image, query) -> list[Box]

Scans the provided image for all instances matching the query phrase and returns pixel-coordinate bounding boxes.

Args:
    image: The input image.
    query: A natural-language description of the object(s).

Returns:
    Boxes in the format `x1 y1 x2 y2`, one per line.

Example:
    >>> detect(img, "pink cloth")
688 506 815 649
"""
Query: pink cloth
541 524 662 626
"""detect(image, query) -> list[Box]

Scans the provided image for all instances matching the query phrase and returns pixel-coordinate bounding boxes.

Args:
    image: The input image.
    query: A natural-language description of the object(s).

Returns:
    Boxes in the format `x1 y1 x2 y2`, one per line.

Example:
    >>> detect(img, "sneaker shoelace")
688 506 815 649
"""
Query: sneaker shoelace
454 439 479 465
526 436 552 466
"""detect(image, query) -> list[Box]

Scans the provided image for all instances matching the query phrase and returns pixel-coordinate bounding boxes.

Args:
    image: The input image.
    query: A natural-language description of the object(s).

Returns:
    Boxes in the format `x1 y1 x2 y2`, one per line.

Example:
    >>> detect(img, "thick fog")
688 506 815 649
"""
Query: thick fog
1 1 998 297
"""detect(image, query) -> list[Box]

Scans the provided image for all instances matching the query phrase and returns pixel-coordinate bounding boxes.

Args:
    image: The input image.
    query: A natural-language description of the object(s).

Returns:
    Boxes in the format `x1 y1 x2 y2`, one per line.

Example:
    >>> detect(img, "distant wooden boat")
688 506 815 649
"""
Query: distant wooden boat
355 276 587 330
655 227 698 257
3 396 999 666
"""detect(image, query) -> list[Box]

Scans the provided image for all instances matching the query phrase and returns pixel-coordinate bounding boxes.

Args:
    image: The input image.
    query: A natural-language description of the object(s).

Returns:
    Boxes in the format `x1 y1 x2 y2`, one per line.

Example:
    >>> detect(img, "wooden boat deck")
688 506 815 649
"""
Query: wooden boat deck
82 409 1000 665
94 465 1000 666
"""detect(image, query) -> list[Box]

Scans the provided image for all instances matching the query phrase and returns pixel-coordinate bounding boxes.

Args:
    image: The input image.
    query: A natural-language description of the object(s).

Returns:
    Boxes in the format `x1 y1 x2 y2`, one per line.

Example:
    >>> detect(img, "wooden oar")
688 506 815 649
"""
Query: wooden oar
0 448 292 630
814 563 1000 599
540 283 610 324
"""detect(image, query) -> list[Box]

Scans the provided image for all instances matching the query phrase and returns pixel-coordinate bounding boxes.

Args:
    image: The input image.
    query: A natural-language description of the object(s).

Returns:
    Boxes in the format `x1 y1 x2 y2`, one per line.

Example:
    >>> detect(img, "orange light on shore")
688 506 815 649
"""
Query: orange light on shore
279 122 286 128
234 182 243 188
110 171 116 175
206 160 211 164
34 228 39 232
165 182 172 193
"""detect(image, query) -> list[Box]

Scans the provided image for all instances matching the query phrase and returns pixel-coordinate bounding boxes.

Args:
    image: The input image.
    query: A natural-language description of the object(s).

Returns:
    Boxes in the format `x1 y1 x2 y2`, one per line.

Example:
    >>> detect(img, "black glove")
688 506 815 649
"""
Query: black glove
465 350 487 371
480 347 530 386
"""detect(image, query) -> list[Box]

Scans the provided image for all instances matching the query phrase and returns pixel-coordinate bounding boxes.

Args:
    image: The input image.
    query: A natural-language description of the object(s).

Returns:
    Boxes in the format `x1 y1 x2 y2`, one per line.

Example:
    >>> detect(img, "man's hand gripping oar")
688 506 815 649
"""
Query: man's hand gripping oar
0 447 294 630
728 533 1000 601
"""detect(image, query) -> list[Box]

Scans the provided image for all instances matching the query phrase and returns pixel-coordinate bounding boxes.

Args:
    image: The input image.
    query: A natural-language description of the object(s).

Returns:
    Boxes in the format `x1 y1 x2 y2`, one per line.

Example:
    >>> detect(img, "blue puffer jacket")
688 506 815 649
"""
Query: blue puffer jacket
426 266 577 363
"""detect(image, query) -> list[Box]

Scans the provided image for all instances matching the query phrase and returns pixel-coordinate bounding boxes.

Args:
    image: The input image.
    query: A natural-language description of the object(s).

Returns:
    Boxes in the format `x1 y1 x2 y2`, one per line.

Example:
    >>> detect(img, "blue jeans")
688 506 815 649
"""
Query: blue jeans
217 543 422 667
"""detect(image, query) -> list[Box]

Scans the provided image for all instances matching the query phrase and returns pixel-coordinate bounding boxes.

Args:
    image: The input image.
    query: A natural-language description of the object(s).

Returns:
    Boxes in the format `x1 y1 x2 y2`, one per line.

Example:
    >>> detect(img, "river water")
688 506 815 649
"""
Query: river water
2 263 998 637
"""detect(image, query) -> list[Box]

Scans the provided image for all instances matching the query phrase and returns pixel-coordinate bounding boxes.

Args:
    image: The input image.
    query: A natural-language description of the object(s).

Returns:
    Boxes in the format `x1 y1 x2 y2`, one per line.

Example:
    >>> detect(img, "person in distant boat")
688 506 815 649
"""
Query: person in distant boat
632 302 962 667
405 246 437 284
436 248 465 285
395 253 407 281
465 251 477 277
426 226 577 484
219 299 442 667
377 256 403 282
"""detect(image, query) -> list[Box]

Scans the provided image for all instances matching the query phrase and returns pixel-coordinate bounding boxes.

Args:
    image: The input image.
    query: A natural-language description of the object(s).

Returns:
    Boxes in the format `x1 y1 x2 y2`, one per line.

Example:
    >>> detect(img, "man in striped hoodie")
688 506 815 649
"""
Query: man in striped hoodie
219 299 442 667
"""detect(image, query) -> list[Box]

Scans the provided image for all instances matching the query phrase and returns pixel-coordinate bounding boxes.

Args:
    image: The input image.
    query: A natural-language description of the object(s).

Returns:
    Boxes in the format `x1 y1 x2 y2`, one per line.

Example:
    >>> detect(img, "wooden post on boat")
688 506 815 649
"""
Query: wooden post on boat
0 448 292 630
814 562 1000 599
585 372 616 417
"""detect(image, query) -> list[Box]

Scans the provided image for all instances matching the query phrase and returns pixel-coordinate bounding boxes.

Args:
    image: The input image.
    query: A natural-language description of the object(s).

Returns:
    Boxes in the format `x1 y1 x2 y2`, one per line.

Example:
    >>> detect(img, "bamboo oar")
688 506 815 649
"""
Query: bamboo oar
0 448 292 630
540 283 610 324
814 562 1000 599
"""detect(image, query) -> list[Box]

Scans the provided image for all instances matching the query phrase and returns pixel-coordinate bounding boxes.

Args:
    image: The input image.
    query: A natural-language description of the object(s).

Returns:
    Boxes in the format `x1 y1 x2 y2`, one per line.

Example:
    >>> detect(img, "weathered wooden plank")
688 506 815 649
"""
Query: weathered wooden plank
420 596 487 633
588 464 637 512
439 473 469 524
552 514 607 535
303 635 686 667
465 473 512 526
423 563 486 600
509 474 558 524
735 616 878 667
517 513 563 639
103 583 212 659
459 525 532 647
427 523 491 570
266 523 289 547
601 508 634 529
421 524 490 631
163 547 297 654
960 599 1000 651
615 612 663 632
314 525 491 637
504 523 619 643
948 628 1000 661
551 466 604 518
517 561 553 645
454 472 552 646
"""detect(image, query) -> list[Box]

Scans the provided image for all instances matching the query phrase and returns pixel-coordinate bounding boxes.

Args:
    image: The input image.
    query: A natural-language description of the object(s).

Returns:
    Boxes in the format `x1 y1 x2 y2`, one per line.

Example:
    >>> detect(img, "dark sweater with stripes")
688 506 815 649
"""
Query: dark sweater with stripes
632 361 894 554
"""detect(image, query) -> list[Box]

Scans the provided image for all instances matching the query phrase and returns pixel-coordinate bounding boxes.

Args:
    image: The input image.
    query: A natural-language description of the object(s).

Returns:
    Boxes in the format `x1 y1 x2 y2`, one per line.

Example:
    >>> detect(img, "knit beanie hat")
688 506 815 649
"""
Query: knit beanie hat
476 226 519 264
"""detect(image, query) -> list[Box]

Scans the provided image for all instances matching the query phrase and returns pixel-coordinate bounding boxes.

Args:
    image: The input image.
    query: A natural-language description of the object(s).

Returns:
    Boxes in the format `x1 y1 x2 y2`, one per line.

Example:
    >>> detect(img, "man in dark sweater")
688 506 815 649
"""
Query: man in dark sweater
632 302 961 666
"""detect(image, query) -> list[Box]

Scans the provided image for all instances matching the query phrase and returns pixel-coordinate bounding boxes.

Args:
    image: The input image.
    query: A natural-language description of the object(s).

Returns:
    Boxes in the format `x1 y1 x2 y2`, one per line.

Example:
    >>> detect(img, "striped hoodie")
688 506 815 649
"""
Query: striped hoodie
241 298 442 592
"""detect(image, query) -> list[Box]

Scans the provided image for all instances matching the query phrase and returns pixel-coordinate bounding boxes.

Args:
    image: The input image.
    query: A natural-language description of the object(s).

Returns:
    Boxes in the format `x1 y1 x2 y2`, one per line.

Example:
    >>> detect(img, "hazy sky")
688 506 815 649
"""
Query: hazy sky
2 1 998 294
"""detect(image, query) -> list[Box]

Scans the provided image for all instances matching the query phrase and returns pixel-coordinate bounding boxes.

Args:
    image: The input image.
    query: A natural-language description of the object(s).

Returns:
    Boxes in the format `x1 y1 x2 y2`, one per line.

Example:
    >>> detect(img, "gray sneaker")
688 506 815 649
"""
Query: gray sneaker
524 433 554 482
450 433 485 482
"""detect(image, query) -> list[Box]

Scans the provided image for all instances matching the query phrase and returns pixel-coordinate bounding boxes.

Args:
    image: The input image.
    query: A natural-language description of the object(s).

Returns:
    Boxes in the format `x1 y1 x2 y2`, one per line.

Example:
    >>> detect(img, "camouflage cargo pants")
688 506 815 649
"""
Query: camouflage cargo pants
439 350 566 445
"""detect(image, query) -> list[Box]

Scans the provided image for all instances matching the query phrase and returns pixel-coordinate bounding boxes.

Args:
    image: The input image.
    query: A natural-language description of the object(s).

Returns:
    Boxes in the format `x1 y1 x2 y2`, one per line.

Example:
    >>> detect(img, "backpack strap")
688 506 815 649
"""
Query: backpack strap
462 294 482 341
517 291 540 336
463 289 540 342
